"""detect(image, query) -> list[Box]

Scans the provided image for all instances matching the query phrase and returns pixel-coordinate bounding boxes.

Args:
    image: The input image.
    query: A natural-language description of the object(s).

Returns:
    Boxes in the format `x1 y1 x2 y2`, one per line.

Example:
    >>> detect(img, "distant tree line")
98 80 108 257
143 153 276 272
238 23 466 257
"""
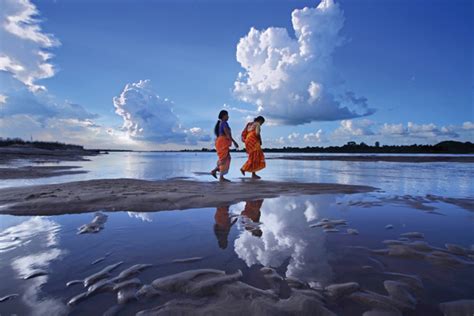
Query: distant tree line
3 137 472 154
192 141 474 154
0 137 84 150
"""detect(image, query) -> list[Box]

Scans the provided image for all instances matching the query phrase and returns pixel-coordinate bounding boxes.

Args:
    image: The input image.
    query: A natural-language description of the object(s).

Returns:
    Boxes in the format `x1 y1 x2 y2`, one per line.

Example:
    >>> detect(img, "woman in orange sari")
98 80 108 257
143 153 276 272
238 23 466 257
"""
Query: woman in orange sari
211 110 239 182
240 116 266 179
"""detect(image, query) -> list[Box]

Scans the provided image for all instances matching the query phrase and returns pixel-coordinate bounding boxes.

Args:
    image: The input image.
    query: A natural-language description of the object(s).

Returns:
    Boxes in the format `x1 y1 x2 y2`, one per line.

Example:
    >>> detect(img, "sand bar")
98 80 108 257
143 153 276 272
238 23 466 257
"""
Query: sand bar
269 155 474 163
0 178 375 215
0 165 86 179
0 146 101 164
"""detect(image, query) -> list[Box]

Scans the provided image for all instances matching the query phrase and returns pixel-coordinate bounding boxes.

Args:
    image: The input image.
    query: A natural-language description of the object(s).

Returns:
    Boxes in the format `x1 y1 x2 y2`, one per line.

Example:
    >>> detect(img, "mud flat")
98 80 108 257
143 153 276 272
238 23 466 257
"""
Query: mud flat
0 165 86 180
0 179 375 215
0 145 102 179
270 155 474 163
0 146 101 164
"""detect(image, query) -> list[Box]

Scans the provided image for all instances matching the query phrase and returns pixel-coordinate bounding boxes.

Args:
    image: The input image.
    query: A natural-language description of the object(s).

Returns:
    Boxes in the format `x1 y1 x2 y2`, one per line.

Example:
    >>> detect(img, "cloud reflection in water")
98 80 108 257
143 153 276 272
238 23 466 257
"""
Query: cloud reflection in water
234 195 336 284
1 217 67 315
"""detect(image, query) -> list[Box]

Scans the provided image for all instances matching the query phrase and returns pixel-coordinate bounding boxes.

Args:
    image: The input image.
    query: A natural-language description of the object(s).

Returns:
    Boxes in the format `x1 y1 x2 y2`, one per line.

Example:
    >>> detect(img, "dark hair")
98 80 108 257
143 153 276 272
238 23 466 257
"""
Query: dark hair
254 116 265 124
214 110 229 137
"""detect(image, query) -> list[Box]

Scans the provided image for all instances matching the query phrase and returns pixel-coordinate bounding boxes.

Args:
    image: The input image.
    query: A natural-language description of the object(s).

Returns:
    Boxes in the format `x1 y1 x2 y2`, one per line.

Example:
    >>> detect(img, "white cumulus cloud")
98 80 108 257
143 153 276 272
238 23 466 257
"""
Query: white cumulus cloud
287 132 300 142
379 122 459 138
113 80 210 144
334 119 374 136
233 0 374 125
0 0 59 92
304 129 324 142
462 121 474 130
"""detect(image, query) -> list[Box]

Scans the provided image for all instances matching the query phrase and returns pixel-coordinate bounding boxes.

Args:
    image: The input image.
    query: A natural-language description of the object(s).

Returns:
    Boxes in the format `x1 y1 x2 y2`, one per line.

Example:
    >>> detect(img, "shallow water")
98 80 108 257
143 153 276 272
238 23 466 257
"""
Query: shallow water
0 153 473 315
1 152 473 197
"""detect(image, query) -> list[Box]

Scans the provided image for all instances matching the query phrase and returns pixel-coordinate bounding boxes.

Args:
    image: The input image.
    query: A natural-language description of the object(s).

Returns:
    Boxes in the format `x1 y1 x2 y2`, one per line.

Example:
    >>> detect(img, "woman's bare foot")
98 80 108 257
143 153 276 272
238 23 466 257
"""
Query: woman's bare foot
240 168 245 176
211 170 217 179
251 173 261 179
220 176 231 182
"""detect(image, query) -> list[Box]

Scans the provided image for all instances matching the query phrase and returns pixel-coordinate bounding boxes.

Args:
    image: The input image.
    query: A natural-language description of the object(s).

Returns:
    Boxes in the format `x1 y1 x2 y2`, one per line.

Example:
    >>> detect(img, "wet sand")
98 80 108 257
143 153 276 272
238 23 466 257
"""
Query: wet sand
0 146 101 164
270 155 474 163
0 165 87 179
0 146 101 179
0 179 375 215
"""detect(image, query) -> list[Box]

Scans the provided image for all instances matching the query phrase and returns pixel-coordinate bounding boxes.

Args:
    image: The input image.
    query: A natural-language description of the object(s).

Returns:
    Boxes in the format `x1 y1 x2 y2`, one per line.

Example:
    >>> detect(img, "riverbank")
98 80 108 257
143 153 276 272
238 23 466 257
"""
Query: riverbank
270 155 474 163
0 146 102 164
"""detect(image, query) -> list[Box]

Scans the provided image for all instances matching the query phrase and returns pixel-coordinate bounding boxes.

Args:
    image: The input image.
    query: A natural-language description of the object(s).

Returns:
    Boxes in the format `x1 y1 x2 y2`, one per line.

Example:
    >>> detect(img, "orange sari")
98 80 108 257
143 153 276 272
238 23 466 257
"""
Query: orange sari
242 124 265 173
215 136 232 175
241 200 263 222
214 205 231 249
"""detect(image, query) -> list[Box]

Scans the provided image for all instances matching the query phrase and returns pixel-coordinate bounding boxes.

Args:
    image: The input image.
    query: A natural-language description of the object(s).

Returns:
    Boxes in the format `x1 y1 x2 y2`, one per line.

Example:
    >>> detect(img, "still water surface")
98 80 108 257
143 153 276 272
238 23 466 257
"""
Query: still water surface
0 152 473 315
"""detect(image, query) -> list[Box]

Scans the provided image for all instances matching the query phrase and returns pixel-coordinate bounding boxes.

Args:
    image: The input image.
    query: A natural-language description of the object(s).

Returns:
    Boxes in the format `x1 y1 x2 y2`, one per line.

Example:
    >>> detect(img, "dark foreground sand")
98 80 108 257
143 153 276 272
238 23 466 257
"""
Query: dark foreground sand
270 155 474 163
0 179 375 215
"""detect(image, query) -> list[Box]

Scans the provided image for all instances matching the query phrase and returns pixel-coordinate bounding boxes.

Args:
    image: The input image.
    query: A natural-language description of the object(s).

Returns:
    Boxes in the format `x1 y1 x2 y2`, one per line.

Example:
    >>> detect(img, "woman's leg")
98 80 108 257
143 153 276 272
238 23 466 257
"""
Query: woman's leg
251 172 261 179
219 154 231 182
219 174 231 182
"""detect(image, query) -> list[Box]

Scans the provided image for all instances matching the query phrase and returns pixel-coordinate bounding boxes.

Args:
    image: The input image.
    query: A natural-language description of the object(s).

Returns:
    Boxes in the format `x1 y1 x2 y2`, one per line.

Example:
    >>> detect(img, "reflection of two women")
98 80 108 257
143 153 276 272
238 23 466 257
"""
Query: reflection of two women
240 200 263 237
213 199 264 249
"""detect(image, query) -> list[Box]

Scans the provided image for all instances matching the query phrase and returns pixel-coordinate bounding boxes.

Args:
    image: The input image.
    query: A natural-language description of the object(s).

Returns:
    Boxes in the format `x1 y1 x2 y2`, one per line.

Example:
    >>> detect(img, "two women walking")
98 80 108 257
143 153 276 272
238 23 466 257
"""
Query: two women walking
211 110 266 182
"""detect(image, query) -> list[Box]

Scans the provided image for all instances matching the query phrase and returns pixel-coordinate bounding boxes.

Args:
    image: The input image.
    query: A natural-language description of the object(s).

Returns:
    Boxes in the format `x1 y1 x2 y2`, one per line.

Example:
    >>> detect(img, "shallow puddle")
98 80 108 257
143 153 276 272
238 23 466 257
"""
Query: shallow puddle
0 193 473 315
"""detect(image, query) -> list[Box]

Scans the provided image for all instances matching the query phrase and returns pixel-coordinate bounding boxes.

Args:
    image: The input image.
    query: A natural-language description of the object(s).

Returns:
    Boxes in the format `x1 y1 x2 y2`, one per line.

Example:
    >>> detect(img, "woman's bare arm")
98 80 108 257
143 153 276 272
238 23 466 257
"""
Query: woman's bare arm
255 124 262 145
224 127 239 148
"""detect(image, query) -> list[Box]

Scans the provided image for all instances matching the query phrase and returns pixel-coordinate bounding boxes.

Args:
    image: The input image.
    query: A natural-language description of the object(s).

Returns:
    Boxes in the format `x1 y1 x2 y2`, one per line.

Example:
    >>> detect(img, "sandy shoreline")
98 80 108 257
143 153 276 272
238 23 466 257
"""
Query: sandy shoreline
0 146 101 164
269 155 474 163
0 165 87 179
0 178 375 215
0 146 102 179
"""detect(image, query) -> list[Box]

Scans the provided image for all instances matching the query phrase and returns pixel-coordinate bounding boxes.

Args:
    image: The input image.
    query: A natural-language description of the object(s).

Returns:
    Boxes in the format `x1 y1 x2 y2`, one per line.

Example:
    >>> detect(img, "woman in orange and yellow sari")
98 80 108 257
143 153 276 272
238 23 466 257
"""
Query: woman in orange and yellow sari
210 110 239 182
240 116 266 179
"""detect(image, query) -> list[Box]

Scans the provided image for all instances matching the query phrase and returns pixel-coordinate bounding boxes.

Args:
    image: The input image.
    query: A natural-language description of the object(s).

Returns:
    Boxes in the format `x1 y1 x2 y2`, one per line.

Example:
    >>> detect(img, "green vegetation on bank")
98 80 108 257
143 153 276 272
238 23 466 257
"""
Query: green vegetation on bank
0 137 84 150
2 138 473 154
194 141 474 154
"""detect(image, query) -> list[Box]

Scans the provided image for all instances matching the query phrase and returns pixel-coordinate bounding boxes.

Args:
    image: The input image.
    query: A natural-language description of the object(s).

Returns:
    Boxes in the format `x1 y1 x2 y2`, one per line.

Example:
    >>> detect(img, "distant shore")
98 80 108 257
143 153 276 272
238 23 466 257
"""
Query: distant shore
0 145 102 179
0 146 102 164
269 155 474 163
0 165 87 179
0 179 375 215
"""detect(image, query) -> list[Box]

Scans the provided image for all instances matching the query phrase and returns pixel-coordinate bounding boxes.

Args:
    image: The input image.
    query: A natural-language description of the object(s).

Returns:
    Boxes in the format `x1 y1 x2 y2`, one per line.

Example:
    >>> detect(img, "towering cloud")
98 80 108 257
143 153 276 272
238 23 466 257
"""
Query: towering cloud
233 0 374 125
113 80 210 144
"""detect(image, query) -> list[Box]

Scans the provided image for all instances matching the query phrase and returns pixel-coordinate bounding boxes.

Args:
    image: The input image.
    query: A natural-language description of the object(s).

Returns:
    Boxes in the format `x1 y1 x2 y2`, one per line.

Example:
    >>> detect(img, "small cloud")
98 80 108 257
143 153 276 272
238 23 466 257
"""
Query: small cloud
304 129 324 142
406 122 458 138
380 123 406 136
185 127 212 142
334 119 374 136
288 132 300 142
0 94 7 104
376 121 463 140
462 121 474 130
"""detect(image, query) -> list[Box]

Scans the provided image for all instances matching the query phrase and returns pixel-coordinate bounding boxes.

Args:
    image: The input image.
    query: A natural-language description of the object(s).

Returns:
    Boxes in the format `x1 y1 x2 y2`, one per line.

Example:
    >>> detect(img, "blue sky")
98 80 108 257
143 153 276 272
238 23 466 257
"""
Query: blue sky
0 0 472 149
